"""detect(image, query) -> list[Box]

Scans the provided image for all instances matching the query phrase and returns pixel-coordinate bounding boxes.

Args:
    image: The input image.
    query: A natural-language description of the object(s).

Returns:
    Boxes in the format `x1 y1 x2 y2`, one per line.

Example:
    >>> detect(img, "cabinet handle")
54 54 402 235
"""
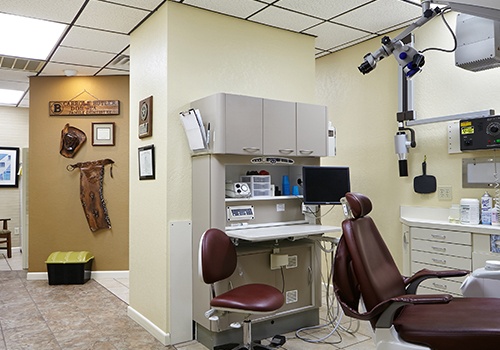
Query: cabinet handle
431 246 446 252
279 149 294 154
432 282 447 290
431 234 446 240
432 258 447 265
242 147 260 153
299 149 313 155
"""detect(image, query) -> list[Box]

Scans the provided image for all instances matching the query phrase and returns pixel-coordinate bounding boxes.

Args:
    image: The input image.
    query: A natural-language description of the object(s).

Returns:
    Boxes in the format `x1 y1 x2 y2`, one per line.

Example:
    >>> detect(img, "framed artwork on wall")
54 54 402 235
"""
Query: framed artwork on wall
138 96 153 138
92 122 115 146
0 147 20 188
138 144 155 180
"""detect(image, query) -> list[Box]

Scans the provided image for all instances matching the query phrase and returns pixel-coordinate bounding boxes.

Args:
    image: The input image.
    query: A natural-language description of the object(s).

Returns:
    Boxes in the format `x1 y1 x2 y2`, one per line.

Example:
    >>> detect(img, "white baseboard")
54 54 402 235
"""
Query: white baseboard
26 270 129 281
127 305 170 346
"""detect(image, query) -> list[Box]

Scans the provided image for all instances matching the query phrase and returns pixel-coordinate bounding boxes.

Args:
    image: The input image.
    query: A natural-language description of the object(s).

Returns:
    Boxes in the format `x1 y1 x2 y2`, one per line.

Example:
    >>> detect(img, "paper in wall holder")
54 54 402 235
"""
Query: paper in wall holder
179 108 208 152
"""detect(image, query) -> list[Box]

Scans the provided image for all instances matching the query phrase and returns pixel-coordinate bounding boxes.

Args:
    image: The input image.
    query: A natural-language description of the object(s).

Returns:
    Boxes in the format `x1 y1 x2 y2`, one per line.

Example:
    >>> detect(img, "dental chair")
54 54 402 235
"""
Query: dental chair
333 192 500 350
199 228 285 350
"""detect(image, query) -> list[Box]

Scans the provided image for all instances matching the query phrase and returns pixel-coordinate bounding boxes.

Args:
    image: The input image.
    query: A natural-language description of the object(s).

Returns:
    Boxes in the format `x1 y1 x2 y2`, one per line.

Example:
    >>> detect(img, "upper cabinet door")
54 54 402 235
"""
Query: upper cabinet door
263 99 296 156
296 103 327 157
225 94 263 155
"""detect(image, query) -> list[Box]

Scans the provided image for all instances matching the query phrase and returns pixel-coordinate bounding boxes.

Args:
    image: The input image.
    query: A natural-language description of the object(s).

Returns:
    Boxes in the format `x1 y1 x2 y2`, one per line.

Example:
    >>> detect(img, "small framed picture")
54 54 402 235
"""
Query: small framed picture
138 144 155 180
139 96 153 139
0 147 20 187
92 122 115 146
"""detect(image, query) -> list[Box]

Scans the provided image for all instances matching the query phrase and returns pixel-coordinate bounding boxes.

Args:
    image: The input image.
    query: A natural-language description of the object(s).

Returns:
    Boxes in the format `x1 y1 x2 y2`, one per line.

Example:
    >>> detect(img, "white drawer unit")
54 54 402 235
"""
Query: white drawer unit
410 227 472 296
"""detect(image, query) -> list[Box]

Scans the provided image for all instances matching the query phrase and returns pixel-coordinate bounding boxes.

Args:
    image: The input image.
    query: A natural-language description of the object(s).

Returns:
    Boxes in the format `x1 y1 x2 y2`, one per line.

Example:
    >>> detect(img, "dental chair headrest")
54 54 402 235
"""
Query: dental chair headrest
345 192 372 219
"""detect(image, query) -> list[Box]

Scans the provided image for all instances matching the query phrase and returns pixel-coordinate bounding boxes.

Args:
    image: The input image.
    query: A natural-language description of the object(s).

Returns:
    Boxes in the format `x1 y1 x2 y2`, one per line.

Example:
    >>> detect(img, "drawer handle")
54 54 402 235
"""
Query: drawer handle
431 246 447 252
431 234 446 240
432 282 447 290
299 149 313 155
278 149 294 154
242 147 260 153
432 258 447 265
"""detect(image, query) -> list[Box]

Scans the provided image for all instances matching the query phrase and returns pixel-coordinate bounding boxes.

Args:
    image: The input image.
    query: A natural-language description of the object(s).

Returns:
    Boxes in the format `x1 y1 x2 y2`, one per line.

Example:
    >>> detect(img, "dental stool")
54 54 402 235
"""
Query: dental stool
334 192 500 350
199 228 285 350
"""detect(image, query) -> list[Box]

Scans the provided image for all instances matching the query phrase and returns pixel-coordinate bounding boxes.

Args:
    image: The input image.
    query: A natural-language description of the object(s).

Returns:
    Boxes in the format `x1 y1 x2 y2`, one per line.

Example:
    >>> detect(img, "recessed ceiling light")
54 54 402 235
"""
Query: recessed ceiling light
0 13 66 60
0 89 24 105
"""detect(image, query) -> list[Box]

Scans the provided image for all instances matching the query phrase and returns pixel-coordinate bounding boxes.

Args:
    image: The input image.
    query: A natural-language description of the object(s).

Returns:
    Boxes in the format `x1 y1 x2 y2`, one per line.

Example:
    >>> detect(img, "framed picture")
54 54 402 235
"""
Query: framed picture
92 122 115 146
139 96 153 139
138 145 155 180
0 147 20 187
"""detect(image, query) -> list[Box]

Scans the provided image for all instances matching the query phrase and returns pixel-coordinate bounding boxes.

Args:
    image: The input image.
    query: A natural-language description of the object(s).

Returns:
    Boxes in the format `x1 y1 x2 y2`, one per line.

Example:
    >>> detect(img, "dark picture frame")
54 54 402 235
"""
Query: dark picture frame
138 96 153 138
138 144 155 180
0 147 20 187
92 122 115 146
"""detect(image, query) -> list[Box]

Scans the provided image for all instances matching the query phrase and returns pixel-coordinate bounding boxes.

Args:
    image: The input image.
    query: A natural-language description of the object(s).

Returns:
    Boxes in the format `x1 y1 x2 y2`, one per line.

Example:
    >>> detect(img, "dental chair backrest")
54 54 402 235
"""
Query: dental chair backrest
334 192 407 328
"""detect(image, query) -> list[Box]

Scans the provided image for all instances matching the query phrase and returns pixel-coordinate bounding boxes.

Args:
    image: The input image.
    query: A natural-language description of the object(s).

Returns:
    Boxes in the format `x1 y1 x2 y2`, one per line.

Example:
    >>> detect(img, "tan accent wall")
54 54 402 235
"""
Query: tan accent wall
28 76 129 272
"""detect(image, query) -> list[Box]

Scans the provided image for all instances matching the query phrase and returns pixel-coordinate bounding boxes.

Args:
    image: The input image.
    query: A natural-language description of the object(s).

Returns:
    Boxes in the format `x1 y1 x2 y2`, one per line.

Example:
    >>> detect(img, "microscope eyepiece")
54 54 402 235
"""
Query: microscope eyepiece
358 60 374 75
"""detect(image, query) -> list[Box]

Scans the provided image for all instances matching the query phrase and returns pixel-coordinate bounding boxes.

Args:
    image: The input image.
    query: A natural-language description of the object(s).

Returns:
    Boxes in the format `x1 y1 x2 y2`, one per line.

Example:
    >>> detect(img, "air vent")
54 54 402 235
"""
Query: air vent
0 55 43 72
109 54 130 69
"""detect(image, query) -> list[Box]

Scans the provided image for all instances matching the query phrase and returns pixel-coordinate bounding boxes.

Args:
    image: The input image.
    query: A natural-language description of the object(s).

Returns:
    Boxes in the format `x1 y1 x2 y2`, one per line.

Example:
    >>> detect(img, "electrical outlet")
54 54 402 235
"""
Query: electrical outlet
438 186 452 201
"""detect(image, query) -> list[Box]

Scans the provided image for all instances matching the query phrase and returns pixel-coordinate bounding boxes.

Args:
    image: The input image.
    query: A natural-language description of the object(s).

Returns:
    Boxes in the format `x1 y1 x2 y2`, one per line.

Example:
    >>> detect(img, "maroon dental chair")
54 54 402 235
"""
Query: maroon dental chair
199 228 285 350
333 192 500 350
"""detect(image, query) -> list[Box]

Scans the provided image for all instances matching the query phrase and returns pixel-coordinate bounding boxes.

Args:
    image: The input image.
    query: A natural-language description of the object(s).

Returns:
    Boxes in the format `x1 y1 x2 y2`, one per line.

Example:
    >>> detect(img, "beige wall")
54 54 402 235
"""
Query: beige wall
129 1 316 344
0 106 28 247
316 12 500 266
29 76 129 272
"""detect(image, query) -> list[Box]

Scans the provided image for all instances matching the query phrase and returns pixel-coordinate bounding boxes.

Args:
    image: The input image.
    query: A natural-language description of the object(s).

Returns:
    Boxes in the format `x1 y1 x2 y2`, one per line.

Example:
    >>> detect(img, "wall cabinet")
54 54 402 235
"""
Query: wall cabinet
191 93 327 156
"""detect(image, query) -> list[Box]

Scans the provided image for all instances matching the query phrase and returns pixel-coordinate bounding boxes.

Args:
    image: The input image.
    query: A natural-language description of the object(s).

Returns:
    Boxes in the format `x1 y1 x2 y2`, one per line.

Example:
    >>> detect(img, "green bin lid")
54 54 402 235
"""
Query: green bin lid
46 251 94 264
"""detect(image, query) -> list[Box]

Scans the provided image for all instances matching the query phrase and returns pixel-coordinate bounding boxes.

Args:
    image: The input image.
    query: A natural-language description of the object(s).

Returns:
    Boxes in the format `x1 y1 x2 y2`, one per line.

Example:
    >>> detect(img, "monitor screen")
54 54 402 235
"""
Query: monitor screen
302 166 350 205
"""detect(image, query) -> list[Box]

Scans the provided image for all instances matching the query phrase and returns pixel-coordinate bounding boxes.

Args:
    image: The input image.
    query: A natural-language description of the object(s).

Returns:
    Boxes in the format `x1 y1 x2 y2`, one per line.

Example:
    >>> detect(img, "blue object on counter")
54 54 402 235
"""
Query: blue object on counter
292 185 299 196
282 175 290 195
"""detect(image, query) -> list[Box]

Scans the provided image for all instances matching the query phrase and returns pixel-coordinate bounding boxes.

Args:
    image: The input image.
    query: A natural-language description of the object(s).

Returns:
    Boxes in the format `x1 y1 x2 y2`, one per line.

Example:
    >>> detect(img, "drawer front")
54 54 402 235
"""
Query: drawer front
418 279 463 296
411 261 468 284
473 233 500 253
411 227 471 245
411 250 471 270
411 239 471 258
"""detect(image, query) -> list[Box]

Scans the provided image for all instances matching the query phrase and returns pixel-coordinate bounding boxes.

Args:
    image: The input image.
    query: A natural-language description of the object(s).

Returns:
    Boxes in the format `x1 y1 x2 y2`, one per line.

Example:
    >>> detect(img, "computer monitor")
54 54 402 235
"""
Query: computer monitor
302 166 350 205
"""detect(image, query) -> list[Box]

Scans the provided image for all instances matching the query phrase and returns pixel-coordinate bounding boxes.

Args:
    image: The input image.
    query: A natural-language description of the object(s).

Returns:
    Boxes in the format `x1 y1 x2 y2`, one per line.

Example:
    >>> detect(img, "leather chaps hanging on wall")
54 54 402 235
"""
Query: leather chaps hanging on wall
67 159 114 232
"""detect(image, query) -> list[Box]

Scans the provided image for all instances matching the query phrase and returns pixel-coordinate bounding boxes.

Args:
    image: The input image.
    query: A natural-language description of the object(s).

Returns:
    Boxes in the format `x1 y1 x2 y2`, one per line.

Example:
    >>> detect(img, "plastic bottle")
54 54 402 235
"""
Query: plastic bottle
493 203 500 226
460 198 480 225
481 191 492 225
282 175 290 196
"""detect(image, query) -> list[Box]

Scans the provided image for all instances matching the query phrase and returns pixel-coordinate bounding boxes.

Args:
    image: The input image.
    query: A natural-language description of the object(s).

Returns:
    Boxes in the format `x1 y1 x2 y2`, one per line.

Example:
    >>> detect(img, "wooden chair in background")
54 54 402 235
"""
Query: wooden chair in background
0 218 12 258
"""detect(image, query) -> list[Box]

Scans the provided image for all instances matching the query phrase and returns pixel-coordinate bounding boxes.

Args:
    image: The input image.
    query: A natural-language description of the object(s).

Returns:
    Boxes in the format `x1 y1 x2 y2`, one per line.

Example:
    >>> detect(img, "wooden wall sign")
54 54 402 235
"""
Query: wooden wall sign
139 96 153 138
49 100 120 116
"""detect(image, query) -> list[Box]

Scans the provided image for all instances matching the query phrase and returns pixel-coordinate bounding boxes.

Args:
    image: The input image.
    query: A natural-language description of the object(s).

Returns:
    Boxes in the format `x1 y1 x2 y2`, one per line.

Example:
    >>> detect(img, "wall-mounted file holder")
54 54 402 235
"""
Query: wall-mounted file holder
180 108 208 152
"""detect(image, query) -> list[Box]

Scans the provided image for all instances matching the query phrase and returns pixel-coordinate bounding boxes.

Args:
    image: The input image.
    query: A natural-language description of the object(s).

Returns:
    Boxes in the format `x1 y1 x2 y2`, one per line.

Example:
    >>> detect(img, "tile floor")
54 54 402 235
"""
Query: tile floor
0 250 376 350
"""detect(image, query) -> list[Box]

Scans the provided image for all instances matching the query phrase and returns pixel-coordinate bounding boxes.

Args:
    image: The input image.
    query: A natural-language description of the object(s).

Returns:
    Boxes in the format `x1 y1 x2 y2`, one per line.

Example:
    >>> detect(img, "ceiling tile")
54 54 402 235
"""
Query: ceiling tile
0 0 87 24
39 62 100 76
0 80 29 92
62 26 129 54
304 22 369 51
182 0 268 19
51 47 115 68
97 68 129 76
274 0 373 20
334 0 422 33
107 0 166 11
0 69 35 83
250 6 322 32
75 0 149 34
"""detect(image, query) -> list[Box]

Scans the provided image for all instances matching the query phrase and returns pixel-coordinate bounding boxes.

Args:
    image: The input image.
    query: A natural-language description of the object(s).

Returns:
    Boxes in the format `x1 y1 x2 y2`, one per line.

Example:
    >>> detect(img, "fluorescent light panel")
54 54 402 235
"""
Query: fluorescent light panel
0 89 24 105
0 13 66 60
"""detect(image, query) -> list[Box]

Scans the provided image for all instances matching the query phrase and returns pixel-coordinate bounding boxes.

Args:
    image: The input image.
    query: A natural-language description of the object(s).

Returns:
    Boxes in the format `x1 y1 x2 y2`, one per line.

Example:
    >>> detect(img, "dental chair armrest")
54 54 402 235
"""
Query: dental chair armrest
375 294 453 328
404 268 469 294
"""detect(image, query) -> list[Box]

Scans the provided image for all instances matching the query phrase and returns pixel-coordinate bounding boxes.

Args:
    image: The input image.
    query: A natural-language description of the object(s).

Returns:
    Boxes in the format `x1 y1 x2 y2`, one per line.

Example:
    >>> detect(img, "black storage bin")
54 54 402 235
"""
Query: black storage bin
46 251 94 285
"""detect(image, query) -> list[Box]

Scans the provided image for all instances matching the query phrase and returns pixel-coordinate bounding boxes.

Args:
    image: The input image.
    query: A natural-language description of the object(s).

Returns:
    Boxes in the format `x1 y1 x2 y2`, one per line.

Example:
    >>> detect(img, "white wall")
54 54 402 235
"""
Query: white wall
0 106 28 247
316 12 500 266
129 2 316 344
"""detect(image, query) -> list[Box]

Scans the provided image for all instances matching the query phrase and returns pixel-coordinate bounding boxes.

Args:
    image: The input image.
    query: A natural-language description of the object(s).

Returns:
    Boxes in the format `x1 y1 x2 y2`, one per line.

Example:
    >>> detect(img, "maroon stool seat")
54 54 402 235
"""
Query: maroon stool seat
199 228 284 350
333 192 500 350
